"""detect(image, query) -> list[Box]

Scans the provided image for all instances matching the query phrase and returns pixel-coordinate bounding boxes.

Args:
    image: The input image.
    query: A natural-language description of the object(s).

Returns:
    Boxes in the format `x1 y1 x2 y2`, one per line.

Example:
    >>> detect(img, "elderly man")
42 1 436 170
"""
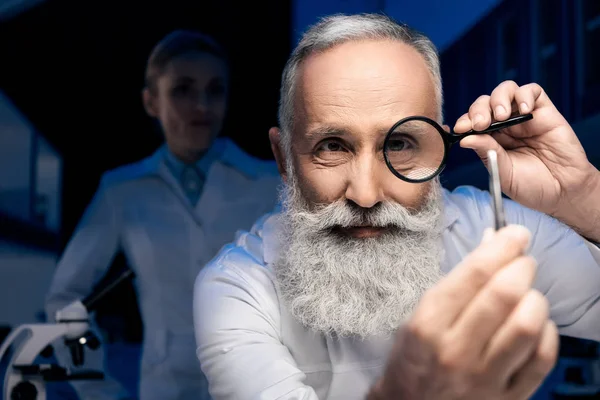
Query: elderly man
193 13 600 400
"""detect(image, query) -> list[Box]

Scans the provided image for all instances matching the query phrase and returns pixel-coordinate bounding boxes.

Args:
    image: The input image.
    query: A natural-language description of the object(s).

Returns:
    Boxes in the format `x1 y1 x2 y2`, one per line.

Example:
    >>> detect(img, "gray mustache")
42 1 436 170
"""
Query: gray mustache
291 199 441 233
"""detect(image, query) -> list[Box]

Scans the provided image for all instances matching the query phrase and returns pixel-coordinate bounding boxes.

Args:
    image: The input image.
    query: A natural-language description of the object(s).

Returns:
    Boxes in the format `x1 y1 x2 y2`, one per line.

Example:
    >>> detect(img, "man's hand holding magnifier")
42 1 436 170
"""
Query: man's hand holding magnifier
455 80 600 243
372 80 600 400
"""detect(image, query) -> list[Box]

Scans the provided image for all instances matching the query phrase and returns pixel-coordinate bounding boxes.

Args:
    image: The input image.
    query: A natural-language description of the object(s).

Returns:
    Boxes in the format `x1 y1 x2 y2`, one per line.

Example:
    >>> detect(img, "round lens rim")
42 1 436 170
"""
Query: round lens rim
383 115 450 183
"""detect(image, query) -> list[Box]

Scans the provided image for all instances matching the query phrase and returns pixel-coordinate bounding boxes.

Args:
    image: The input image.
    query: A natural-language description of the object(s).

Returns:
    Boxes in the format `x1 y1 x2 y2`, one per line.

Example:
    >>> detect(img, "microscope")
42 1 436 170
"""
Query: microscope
0 269 134 400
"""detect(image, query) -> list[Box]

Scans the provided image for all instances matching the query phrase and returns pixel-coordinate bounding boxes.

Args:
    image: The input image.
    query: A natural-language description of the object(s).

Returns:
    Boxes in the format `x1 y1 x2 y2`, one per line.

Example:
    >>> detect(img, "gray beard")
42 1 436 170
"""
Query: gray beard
273 169 446 339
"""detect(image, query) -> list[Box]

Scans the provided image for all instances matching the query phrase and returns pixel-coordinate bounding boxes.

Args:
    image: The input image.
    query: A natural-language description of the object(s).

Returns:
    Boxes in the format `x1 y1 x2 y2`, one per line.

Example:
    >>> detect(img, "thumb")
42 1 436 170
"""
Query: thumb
459 134 509 173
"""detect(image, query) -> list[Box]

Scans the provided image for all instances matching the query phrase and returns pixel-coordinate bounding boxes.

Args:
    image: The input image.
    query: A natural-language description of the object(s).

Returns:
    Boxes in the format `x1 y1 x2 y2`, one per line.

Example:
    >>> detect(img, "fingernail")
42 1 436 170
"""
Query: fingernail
494 105 506 117
455 118 469 129
519 102 529 113
481 228 495 244
473 114 484 127
459 137 475 149
500 224 531 249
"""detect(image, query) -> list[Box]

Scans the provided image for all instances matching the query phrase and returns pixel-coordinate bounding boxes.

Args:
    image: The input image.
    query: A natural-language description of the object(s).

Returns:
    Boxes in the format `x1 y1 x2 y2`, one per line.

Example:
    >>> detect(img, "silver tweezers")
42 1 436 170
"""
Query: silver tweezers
488 149 506 230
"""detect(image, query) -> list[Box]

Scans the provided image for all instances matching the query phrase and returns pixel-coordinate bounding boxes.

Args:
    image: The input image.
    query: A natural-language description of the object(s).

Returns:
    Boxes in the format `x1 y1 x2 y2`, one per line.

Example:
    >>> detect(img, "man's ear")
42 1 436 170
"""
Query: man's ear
142 87 158 118
442 124 451 133
269 127 288 182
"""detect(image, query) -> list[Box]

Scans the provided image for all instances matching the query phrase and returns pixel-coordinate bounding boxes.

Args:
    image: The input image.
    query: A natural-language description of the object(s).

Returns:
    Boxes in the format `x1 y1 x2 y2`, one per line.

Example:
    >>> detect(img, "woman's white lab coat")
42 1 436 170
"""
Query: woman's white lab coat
45 138 281 399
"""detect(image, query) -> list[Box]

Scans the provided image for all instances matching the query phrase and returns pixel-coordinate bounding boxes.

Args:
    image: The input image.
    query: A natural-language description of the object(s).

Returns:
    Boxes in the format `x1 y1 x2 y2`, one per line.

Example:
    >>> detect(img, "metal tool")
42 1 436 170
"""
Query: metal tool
488 149 506 230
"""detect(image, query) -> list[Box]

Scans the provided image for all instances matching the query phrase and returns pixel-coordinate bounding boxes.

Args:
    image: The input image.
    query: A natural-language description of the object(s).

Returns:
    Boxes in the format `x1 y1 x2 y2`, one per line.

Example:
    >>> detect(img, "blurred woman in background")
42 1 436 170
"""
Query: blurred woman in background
45 30 280 400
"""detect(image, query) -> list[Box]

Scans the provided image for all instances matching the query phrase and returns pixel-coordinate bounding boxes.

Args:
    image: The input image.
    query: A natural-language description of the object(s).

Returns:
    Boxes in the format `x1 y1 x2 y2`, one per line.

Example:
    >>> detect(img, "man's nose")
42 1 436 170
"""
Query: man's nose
344 155 384 209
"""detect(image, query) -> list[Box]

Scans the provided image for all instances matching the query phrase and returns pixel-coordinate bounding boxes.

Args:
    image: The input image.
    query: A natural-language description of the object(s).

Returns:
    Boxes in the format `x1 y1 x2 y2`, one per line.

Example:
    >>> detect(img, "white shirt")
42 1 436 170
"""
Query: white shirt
193 186 600 400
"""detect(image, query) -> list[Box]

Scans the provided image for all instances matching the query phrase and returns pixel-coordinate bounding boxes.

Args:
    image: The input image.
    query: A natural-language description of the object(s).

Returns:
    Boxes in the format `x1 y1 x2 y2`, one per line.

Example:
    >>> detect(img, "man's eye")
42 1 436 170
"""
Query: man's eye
318 140 344 152
387 139 407 151
387 135 415 152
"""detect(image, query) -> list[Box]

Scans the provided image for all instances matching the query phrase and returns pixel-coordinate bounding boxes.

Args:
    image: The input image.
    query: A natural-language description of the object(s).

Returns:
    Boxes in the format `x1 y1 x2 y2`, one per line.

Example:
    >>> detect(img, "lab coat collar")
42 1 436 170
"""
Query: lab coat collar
162 142 224 180
137 138 228 176
129 138 240 226
136 137 274 180
263 189 461 265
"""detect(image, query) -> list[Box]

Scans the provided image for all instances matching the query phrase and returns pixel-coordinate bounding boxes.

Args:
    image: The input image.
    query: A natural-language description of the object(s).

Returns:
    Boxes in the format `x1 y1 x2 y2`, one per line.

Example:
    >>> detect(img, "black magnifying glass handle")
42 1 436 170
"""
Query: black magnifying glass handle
472 113 533 134
447 113 533 143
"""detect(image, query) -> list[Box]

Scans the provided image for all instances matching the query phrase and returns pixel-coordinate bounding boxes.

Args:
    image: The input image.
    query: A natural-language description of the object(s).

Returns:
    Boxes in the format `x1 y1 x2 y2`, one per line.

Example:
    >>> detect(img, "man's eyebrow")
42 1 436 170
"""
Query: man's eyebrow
306 125 397 139
389 121 429 135
306 125 349 139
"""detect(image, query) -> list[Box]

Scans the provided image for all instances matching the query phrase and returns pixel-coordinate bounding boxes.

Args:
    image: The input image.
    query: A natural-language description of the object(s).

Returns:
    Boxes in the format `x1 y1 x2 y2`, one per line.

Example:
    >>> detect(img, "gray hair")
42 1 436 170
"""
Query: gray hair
278 13 443 155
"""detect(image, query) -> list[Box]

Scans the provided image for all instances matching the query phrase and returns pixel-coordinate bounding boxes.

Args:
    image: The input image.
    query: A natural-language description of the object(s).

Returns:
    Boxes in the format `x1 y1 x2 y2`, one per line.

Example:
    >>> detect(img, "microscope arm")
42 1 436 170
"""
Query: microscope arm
1 322 87 400
0 323 70 367
0 269 134 400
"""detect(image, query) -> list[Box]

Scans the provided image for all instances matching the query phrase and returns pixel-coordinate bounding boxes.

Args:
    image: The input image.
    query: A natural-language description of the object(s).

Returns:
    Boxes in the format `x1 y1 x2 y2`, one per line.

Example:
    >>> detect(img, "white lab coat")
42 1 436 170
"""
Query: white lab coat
45 137 281 400
194 186 600 400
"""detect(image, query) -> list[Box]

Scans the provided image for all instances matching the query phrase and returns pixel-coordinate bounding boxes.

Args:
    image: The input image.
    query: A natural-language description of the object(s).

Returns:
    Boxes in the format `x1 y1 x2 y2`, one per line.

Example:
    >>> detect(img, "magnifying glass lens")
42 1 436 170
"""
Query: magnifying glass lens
384 119 446 182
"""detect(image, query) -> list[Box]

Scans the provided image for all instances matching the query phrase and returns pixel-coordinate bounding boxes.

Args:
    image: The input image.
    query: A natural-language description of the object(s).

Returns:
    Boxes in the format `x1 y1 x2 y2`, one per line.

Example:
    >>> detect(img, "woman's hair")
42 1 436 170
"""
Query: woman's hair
144 29 228 91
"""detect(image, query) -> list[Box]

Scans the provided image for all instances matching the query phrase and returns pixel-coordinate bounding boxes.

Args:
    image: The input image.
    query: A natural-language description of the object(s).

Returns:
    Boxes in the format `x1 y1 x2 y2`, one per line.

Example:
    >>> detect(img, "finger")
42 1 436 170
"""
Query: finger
453 113 472 133
445 255 537 360
484 290 550 383
459 133 512 180
490 131 529 149
468 95 493 131
513 83 540 115
505 320 559 400
489 80 519 121
480 227 495 244
415 225 531 330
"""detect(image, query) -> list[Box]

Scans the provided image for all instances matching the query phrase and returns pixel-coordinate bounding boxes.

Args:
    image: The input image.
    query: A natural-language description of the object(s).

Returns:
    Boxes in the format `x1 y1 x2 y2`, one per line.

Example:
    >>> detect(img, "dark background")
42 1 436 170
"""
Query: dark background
0 0 290 246
0 0 292 341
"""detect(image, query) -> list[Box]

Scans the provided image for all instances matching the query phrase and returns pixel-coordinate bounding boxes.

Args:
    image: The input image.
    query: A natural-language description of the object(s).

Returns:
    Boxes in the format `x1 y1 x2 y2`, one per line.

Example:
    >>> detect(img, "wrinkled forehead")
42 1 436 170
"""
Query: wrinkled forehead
294 40 439 137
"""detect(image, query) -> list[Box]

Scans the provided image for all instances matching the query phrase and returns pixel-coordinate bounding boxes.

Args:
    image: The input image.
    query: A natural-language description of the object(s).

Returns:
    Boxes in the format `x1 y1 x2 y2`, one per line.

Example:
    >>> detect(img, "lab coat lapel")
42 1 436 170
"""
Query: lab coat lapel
191 139 230 222
158 163 204 226
145 145 204 226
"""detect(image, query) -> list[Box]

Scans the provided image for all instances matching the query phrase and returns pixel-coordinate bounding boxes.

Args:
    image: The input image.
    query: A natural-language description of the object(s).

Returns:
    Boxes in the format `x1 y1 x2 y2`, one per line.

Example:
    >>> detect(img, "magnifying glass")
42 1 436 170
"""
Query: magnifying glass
383 113 533 183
